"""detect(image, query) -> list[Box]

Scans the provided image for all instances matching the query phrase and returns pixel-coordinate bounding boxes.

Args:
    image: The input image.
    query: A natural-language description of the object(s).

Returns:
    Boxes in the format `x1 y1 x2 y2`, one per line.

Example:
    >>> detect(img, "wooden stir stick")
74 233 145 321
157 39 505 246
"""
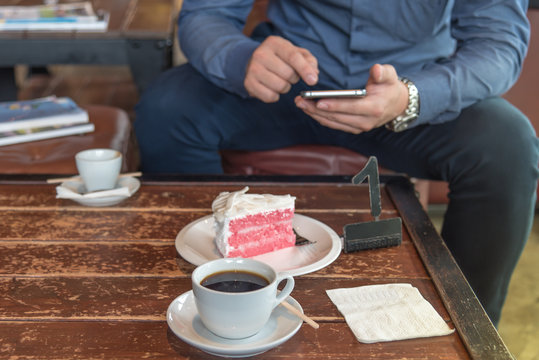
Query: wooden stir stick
46 171 142 184
280 300 319 329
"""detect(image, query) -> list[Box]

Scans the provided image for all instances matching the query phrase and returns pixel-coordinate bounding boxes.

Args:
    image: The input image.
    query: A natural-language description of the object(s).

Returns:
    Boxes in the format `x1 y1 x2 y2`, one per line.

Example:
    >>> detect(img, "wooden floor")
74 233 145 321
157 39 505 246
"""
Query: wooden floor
16 65 539 360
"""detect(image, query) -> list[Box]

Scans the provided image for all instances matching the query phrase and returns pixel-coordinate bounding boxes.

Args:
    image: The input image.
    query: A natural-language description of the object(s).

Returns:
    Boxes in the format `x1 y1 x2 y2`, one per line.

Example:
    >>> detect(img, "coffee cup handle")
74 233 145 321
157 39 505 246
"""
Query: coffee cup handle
274 273 295 308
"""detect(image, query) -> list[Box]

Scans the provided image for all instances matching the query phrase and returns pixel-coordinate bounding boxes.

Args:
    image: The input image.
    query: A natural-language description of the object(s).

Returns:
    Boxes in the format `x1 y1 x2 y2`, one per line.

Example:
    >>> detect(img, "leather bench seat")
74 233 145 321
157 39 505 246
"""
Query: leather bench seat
0 105 137 174
221 146 441 208
222 145 377 175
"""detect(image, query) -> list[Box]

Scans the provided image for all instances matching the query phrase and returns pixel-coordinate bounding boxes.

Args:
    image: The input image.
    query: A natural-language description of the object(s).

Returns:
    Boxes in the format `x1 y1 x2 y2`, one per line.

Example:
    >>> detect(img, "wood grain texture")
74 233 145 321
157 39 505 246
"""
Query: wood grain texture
0 177 508 359
0 277 449 321
0 322 469 359
0 182 398 211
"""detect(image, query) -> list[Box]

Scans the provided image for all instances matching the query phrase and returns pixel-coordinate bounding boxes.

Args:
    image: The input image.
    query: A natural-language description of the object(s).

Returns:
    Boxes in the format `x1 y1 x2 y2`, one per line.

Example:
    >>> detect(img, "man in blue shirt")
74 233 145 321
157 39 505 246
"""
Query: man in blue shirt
135 0 539 326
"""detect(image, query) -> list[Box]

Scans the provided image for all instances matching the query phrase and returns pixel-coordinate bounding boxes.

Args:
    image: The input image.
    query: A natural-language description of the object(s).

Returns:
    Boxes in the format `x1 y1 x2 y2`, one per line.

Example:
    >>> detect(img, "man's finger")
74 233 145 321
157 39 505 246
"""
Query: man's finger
256 70 292 95
275 41 318 85
246 79 280 103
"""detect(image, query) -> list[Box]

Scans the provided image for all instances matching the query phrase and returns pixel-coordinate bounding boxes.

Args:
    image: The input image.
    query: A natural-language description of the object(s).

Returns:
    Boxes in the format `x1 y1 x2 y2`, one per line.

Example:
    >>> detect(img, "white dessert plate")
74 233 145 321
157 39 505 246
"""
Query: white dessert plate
166 290 303 358
175 214 342 276
59 177 140 207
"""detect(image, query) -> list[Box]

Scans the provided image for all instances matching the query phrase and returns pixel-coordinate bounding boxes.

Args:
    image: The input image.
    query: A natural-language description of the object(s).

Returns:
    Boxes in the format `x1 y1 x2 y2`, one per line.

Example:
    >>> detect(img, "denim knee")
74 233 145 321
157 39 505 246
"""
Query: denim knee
448 98 539 198
135 65 200 137
134 65 215 172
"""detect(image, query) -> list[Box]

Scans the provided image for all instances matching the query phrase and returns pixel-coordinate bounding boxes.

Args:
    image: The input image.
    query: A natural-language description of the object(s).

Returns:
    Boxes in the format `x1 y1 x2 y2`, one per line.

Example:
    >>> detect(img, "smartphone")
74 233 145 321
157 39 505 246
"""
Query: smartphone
300 89 367 99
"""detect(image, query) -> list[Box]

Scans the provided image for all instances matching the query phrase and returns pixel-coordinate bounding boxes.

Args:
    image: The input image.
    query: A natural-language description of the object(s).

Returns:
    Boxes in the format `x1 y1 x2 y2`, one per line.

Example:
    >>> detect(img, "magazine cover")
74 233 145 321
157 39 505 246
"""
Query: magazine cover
0 122 95 147
0 96 89 132
0 2 109 31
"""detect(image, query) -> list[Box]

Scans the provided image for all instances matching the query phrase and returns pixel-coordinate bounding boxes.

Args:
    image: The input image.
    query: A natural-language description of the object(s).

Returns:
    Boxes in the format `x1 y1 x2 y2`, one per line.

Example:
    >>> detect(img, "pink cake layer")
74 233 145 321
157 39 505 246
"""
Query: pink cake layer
225 208 295 258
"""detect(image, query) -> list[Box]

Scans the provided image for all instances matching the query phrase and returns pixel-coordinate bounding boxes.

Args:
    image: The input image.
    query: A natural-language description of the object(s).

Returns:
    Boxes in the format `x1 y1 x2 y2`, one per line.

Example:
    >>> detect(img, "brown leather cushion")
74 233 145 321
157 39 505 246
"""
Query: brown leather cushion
221 145 372 175
221 145 448 207
0 105 137 174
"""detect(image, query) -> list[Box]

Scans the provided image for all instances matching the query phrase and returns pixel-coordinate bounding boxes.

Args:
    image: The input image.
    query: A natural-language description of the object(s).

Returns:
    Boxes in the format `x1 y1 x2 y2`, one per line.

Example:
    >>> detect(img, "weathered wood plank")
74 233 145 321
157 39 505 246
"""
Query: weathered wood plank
0 210 204 241
0 278 448 321
0 242 181 276
0 321 469 359
0 210 402 244
0 183 397 212
0 242 427 279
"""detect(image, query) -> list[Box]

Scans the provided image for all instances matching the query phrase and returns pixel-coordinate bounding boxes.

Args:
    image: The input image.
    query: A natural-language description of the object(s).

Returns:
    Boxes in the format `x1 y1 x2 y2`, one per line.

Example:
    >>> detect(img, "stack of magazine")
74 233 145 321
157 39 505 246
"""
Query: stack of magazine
0 96 94 147
0 1 109 31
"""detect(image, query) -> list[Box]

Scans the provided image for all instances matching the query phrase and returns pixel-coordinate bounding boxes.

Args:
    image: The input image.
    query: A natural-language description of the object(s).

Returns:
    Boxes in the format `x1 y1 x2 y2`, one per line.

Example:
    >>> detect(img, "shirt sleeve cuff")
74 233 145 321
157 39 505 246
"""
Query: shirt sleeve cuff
411 74 455 127
223 40 259 98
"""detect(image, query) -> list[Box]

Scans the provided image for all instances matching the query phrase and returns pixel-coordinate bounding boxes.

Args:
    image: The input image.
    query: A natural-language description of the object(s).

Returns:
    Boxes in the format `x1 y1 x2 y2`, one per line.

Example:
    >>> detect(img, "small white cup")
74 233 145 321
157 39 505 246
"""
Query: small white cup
192 258 295 339
75 149 122 192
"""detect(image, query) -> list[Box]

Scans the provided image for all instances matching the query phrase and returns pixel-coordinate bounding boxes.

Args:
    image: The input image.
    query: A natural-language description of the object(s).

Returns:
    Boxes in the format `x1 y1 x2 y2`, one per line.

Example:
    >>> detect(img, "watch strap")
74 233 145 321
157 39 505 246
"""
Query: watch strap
385 77 419 132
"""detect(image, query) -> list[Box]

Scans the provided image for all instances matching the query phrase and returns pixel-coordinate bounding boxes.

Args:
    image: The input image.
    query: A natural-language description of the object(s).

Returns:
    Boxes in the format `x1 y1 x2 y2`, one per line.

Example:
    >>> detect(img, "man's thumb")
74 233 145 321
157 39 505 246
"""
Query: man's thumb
371 63 385 83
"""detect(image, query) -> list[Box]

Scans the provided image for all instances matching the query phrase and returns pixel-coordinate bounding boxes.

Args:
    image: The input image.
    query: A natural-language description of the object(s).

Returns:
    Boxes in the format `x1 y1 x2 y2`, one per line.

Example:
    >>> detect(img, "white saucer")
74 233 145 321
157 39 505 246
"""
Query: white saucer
167 291 303 358
60 177 140 207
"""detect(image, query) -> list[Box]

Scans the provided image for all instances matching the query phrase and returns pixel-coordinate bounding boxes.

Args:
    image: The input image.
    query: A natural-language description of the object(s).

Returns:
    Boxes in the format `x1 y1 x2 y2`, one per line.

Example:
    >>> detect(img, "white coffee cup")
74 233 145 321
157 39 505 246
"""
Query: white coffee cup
191 258 295 339
75 149 122 192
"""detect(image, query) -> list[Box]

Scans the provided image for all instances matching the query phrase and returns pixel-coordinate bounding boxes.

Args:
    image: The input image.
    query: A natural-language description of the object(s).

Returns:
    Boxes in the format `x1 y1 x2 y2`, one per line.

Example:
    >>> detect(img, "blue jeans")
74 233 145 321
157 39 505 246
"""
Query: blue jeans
135 63 539 326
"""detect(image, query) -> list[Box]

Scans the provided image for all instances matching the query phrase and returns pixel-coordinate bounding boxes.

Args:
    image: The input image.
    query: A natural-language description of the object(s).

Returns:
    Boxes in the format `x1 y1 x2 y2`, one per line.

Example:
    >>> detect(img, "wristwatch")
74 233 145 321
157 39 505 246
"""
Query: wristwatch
385 77 420 132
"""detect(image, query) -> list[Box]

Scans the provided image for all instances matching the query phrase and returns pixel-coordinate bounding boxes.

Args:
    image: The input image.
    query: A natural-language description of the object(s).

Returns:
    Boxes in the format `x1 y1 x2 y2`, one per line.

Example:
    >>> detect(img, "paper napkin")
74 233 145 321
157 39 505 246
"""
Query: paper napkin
326 283 454 343
56 185 131 199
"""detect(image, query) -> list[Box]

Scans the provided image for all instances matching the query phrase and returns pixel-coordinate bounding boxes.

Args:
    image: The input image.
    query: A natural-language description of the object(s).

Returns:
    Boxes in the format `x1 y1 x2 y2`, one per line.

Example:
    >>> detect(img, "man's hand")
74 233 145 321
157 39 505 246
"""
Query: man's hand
244 36 319 103
294 64 409 134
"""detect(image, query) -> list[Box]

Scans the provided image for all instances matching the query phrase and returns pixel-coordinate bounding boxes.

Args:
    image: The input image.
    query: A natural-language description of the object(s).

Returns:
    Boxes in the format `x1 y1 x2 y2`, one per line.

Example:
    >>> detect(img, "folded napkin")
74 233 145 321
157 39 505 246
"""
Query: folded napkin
326 283 454 343
56 185 131 199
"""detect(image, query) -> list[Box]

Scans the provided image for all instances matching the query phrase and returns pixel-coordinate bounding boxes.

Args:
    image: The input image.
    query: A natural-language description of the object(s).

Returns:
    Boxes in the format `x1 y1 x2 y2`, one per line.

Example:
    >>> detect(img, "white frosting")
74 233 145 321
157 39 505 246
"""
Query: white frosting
212 186 295 257
212 186 295 221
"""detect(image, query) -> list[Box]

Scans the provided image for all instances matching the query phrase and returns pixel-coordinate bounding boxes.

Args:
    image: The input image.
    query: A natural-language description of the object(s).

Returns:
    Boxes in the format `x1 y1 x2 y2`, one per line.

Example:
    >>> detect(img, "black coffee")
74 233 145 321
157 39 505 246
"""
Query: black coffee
201 270 269 293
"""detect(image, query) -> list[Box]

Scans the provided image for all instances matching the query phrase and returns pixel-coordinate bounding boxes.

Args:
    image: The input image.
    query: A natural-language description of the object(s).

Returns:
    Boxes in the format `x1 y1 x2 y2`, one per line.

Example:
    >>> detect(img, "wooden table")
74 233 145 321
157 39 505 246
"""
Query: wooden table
0 175 512 359
0 0 181 98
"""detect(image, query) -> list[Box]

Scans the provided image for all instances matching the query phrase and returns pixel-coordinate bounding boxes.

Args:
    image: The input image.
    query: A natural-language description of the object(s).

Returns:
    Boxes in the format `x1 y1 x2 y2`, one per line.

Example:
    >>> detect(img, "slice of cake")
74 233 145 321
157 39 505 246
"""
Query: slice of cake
212 186 296 258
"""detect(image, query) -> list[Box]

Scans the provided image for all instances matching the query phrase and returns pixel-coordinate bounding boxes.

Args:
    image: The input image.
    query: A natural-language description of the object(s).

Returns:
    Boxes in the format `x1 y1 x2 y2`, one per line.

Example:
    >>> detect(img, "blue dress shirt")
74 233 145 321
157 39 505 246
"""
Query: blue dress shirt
178 0 529 127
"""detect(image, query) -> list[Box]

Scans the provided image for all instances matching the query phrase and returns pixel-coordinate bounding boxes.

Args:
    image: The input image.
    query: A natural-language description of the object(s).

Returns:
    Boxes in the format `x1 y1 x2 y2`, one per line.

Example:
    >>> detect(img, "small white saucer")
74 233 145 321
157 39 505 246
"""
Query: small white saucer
167 291 303 358
60 177 140 207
